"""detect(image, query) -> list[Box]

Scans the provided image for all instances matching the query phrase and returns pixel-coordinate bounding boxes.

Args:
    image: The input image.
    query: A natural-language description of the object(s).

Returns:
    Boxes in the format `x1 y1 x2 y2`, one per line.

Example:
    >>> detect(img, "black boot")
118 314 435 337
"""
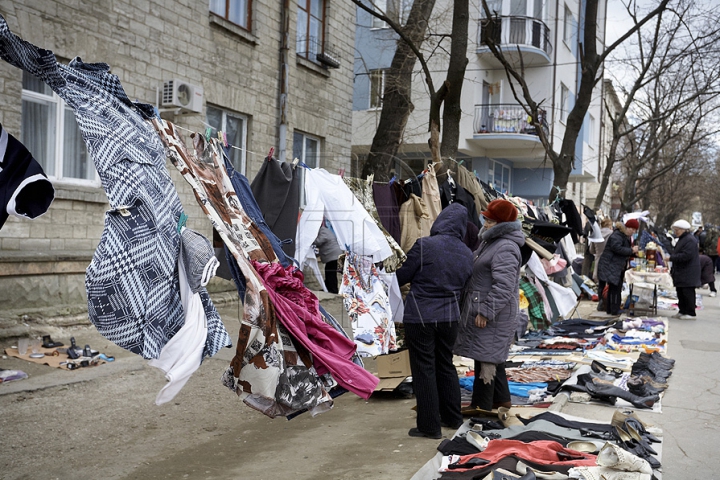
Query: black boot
585 381 659 409
639 352 675 368
627 377 666 396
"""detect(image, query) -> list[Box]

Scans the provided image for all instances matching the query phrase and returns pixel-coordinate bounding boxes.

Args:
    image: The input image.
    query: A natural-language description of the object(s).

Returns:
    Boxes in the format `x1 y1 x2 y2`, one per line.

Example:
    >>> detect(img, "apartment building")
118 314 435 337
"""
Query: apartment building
0 0 355 314
352 0 607 207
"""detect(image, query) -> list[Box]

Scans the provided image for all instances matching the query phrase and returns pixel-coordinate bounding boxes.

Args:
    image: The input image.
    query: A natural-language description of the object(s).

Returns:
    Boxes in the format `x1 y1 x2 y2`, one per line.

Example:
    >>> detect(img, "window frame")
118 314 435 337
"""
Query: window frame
487 159 511 194
209 0 252 31
21 80 98 187
560 83 569 123
563 5 572 44
206 105 249 176
296 0 326 62
293 131 321 207
369 69 386 109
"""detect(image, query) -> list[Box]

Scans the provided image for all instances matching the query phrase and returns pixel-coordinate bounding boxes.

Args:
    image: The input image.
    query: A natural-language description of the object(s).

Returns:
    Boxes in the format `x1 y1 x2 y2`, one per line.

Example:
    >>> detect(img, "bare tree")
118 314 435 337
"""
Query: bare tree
595 0 720 212
353 0 470 180
480 0 671 202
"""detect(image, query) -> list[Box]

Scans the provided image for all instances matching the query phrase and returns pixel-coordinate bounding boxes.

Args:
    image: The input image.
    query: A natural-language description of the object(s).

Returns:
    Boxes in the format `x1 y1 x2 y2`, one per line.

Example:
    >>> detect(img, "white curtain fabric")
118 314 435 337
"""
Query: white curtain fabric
296 168 392 268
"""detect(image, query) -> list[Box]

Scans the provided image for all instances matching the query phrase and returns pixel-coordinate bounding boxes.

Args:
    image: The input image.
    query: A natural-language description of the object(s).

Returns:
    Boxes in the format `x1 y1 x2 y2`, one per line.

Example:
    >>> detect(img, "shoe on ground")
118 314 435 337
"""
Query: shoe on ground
710 292 717 297
671 312 682 318
679 314 696 320
408 428 441 439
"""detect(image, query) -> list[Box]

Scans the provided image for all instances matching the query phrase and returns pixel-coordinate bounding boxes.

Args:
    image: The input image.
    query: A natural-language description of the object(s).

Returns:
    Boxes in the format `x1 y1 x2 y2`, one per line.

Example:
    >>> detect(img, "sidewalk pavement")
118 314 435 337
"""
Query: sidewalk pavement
2 289 719 478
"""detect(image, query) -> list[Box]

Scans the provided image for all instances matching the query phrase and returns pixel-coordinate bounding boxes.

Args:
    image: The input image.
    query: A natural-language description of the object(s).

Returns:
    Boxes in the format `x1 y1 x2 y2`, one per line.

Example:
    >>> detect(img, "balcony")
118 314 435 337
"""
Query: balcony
477 16 552 65
296 36 341 69
470 104 548 158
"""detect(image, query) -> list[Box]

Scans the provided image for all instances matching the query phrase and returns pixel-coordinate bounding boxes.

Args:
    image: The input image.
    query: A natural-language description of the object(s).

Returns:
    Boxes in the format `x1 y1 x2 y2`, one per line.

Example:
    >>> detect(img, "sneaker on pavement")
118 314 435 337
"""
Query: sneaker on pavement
710 292 717 297
679 314 696 320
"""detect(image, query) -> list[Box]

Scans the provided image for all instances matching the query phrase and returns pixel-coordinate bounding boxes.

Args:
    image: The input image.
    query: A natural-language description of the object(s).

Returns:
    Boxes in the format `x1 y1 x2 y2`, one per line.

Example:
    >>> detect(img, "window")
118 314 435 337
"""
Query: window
369 69 386 109
585 114 595 146
372 0 388 28
297 0 325 60
207 106 248 175
372 0 413 27
210 0 251 30
293 131 320 206
21 72 93 184
560 83 569 123
563 5 572 43
488 160 510 194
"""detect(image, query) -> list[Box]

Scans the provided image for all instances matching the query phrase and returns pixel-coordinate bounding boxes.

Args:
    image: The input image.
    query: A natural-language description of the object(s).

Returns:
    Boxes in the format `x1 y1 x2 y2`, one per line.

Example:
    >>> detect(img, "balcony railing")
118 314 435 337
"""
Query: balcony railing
478 16 553 57
473 104 548 137
296 36 341 68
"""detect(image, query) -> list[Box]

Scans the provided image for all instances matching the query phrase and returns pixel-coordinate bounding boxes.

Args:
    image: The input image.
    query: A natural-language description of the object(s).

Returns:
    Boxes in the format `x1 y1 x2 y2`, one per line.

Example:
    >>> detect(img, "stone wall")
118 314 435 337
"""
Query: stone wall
0 1 355 311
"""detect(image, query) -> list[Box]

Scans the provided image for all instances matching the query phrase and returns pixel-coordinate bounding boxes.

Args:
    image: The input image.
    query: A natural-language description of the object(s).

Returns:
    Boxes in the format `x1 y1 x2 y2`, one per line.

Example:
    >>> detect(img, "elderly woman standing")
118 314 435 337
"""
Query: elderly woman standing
667 219 701 318
597 219 639 316
455 199 525 412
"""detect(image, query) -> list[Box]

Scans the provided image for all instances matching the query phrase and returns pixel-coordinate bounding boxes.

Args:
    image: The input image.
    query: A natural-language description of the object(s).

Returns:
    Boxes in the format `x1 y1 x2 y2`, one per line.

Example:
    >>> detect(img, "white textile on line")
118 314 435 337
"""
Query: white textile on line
622 210 651 225
526 252 578 318
560 233 579 262
148 254 207 405
295 169 392 273
378 270 404 324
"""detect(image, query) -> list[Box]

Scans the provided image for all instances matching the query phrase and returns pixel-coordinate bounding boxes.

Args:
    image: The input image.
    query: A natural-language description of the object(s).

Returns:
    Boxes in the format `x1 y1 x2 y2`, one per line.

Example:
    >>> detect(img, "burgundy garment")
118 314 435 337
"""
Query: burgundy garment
464 221 481 251
373 183 402 244
450 440 596 472
252 261 379 399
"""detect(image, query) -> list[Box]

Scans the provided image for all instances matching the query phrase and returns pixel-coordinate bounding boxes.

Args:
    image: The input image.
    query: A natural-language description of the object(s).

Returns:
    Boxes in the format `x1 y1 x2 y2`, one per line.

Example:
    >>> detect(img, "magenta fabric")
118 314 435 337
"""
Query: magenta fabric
453 440 597 472
252 261 379 399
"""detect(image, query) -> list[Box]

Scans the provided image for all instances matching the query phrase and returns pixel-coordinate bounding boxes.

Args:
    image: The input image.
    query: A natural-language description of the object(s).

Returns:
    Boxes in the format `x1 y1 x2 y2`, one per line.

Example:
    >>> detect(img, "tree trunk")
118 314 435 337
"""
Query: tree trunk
549 0 600 202
361 0 437 181
439 0 469 171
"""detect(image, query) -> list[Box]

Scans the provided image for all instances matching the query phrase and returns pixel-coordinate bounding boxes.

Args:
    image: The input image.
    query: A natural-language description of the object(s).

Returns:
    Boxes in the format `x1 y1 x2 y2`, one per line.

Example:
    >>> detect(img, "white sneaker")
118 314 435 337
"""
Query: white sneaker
679 314 696 320
710 292 717 297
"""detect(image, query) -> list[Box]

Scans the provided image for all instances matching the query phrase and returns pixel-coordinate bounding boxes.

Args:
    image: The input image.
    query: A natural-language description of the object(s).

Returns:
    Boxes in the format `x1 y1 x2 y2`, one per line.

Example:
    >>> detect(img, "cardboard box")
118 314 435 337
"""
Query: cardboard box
374 349 411 391
377 349 411 377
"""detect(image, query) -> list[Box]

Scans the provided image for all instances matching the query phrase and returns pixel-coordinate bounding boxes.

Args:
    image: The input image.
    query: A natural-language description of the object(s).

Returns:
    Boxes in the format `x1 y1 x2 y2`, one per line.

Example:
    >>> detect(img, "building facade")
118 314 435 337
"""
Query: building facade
352 0 607 206
0 0 355 316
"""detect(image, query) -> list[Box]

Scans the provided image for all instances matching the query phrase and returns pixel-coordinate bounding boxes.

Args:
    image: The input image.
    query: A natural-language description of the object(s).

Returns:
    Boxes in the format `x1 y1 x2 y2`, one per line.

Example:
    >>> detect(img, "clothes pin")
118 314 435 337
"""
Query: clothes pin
177 212 188 233
222 131 228 147
268 147 275 161
205 127 212 142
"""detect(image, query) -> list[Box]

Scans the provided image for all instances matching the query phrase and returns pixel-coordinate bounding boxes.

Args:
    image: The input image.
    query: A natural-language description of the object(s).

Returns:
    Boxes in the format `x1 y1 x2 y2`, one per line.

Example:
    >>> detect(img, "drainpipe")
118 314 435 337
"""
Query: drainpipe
550 0 560 148
279 0 291 162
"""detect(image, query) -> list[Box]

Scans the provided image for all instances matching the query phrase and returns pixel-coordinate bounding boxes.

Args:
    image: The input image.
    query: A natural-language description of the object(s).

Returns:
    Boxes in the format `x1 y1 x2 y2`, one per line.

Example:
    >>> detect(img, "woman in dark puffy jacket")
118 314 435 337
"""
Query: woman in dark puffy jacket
667 219 701 318
597 220 639 315
396 203 473 439
454 199 524 412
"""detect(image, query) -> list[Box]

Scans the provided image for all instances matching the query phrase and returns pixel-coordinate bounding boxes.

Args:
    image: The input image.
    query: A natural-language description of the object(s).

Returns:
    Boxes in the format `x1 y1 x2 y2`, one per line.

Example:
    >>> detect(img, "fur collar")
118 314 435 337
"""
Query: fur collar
614 222 629 235
481 220 522 242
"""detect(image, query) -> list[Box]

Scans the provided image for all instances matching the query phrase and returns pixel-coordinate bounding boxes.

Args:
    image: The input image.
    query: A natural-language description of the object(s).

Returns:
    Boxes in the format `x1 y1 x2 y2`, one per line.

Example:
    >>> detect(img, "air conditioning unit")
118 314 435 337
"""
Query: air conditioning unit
161 79 203 113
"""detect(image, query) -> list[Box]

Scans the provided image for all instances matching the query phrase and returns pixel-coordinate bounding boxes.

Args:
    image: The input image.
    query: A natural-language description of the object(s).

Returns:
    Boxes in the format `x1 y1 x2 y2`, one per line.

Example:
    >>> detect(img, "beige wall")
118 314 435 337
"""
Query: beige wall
0 0 354 308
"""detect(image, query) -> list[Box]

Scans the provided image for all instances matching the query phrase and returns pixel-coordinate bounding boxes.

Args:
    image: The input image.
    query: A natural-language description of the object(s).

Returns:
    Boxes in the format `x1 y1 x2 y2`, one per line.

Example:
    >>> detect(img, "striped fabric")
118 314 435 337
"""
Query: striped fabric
0 15 229 359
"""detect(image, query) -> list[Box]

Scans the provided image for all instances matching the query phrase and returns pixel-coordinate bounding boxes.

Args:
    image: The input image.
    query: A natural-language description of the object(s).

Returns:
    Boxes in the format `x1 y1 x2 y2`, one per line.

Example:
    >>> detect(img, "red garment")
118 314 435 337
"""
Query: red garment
253 261 379 399
451 440 597 472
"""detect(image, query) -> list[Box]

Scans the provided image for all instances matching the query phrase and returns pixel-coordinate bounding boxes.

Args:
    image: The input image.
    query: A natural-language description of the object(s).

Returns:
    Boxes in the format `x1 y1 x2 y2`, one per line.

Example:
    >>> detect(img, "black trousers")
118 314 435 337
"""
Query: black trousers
676 286 697 316
471 361 511 411
710 255 718 273
324 260 338 294
606 282 623 315
710 281 717 293
405 321 462 435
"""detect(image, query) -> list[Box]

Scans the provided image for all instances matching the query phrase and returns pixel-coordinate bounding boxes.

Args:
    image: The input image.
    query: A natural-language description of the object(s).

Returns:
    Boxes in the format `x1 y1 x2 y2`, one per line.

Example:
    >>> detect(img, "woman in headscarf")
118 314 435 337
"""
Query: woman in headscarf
396 203 473 438
455 199 525 412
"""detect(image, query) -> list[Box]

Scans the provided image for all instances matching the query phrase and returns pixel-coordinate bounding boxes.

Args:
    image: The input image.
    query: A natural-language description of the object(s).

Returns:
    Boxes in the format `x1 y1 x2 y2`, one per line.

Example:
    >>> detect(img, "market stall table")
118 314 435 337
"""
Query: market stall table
624 270 674 315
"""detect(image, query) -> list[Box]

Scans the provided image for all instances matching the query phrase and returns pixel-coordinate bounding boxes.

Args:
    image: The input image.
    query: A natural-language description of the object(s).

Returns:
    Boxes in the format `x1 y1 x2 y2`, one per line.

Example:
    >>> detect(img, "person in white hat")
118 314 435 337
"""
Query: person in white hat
668 219 701 319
